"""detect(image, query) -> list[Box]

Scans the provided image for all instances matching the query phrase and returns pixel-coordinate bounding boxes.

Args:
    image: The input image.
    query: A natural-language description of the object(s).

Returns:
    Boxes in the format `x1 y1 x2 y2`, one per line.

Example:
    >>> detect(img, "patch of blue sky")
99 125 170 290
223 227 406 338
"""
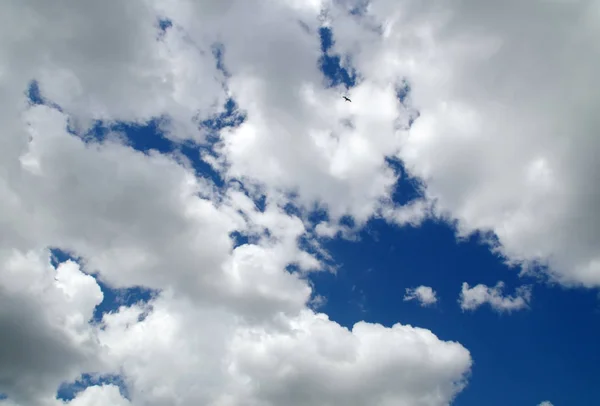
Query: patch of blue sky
229 231 252 249
318 27 358 88
385 156 425 205
394 79 421 128
155 18 172 40
158 18 172 33
26 80 63 113
347 1 370 17
56 373 129 402
211 42 231 79
83 117 226 188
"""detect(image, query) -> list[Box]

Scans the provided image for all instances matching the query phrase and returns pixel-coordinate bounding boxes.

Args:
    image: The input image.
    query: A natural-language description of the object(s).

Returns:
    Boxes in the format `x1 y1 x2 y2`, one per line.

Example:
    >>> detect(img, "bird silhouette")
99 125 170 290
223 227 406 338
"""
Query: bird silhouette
343 96 352 102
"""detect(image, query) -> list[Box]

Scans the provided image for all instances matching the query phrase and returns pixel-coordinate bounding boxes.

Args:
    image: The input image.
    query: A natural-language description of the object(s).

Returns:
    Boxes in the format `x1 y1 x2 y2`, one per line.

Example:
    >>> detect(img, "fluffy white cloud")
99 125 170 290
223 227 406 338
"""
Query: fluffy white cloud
2 0 227 139
61 385 132 406
404 285 438 307
95 296 471 406
225 311 471 406
459 281 532 313
537 401 554 406
0 250 107 405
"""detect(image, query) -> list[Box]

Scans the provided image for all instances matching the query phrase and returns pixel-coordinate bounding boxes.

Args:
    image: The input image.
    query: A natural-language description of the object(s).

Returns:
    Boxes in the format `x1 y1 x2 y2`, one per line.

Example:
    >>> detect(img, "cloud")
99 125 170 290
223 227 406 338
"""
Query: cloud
537 401 554 406
3 0 227 140
61 385 132 406
404 286 438 307
0 250 107 405
459 282 532 313
97 298 471 406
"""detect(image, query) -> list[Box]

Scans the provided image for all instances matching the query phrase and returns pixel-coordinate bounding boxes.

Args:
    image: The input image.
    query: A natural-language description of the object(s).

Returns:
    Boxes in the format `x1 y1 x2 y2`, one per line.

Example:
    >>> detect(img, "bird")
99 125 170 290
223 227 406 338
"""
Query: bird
342 96 352 102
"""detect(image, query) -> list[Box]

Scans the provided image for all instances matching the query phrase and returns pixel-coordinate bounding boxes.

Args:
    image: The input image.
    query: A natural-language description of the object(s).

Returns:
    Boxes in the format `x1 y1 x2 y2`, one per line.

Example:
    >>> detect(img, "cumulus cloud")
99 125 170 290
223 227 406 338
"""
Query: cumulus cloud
96 299 471 406
404 286 438 307
3 0 227 139
459 282 532 313
0 250 106 405
537 401 554 406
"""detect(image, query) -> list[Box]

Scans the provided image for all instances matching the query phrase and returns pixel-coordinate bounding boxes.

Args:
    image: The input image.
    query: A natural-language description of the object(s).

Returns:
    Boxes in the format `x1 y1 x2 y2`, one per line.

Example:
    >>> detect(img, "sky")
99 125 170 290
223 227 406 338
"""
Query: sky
1 0 599 405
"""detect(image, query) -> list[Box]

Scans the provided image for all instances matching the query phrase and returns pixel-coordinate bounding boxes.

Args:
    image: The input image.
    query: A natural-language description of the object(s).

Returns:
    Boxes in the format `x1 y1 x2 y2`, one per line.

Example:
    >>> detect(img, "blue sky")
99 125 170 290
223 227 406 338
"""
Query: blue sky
44 25 600 405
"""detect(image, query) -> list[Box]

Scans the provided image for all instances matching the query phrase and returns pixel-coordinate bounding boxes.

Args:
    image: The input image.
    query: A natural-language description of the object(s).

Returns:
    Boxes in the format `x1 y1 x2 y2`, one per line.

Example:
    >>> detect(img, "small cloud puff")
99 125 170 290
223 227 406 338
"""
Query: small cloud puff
459 281 531 313
404 285 438 307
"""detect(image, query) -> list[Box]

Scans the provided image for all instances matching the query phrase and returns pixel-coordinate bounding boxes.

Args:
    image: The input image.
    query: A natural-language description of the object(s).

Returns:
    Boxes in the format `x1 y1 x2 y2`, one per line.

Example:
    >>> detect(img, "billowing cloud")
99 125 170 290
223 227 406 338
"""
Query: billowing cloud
0 251 106 405
404 285 438 307
2 0 227 139
96 297 471 406
459 281 532 313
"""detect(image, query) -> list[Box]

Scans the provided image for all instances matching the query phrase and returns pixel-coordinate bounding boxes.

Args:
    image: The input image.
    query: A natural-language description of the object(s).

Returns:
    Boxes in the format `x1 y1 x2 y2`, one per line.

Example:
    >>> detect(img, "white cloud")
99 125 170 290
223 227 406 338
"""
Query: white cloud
538 401 554 406
459 281 532 313
62 385 132 406
404 286 438 307
0 250 107 405
96 298 471 406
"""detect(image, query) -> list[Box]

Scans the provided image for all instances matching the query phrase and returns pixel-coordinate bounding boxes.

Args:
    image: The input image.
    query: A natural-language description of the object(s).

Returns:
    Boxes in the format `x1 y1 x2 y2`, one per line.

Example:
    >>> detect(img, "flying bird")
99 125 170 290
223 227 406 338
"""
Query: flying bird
343 96 352 102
